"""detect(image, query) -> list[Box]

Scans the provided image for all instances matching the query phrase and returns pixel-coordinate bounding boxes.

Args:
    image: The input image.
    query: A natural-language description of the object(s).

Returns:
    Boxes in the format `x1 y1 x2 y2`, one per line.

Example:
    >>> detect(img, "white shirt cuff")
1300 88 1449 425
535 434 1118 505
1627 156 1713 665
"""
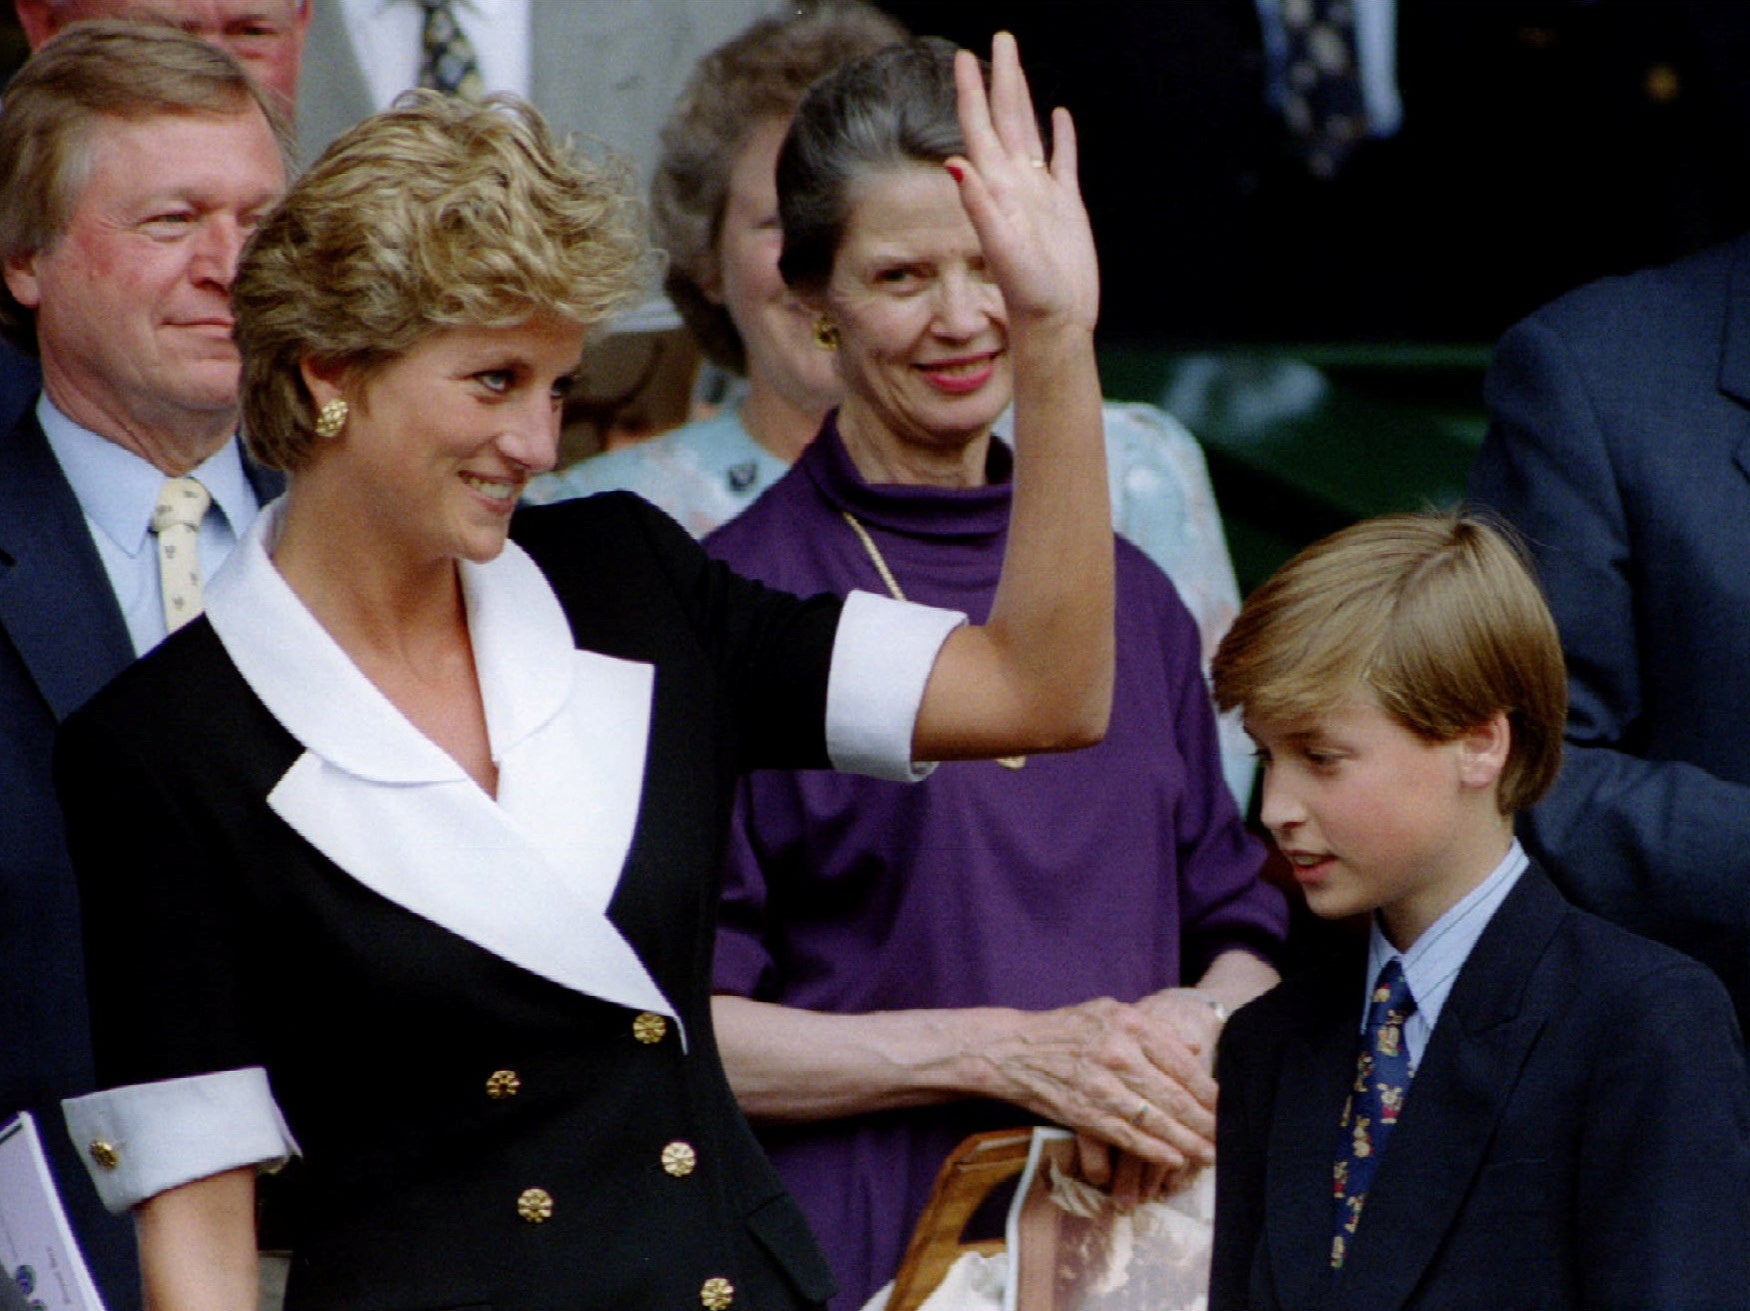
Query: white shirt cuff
63 1068 299 1213
826 589 965 782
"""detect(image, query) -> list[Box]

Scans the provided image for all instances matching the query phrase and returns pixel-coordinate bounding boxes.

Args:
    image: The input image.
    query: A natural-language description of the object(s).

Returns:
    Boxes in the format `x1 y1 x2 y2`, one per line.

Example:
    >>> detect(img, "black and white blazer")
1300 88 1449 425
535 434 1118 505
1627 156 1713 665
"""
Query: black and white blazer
57 492 959 1311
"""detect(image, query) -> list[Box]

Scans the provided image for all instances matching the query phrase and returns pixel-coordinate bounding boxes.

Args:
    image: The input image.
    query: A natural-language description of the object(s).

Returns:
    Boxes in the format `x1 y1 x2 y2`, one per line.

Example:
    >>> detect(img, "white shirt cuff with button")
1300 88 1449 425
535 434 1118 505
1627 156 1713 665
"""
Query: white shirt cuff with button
63 1067 299 1214
826 589 964 782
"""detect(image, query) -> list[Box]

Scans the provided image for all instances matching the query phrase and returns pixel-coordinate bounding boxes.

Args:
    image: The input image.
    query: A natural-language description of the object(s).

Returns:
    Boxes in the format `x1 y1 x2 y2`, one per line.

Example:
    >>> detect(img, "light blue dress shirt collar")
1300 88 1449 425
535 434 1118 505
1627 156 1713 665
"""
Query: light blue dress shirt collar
1363 839 1529 1067
38 393 260 654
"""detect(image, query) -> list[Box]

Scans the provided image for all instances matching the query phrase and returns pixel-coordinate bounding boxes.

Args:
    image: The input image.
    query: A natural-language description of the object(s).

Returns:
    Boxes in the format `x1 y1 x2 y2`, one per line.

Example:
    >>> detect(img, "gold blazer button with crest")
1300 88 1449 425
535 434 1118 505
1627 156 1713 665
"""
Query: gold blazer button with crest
516 1187 554 1223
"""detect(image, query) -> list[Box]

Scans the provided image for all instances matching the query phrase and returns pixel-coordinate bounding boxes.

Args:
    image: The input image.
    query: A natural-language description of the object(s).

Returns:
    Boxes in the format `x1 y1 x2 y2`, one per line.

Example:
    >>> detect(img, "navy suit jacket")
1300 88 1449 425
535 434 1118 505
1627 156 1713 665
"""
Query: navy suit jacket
1468 233 1750 1022
0 343 38 433
1210 864 1750 1310
0 407 281 1311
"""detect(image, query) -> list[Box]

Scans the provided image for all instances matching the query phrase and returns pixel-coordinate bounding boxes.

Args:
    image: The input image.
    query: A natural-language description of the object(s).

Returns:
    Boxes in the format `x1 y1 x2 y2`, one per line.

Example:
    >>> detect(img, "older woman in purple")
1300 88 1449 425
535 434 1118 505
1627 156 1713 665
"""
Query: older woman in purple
705 37 1288 1311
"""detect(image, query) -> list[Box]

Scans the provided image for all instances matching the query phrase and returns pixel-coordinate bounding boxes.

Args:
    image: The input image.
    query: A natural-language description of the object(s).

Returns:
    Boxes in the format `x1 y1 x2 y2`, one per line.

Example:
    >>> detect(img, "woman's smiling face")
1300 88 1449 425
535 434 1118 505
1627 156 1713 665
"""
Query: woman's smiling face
823 164 1011 455
314 313 585 569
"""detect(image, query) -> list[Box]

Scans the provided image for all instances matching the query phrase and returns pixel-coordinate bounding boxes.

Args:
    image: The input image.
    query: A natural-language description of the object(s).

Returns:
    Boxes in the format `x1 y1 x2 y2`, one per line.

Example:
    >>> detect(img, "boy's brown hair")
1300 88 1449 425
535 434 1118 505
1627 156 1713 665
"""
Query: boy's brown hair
1212 511 1566 813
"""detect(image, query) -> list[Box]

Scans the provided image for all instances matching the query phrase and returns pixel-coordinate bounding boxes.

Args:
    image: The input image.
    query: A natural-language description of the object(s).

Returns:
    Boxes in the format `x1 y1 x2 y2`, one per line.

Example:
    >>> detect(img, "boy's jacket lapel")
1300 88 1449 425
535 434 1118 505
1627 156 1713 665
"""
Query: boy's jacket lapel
1269 870 1566 1309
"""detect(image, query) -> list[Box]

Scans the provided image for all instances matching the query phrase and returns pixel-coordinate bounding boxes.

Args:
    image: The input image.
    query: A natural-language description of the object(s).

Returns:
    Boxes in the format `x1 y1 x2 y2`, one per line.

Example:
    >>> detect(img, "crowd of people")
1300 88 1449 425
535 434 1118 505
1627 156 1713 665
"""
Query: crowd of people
2 4 1750 1311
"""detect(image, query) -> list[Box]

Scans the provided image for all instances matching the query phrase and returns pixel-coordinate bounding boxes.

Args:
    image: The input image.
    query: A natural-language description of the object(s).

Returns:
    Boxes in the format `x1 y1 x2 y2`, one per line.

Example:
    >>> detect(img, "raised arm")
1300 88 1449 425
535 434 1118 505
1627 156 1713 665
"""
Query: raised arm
912 34 1112 761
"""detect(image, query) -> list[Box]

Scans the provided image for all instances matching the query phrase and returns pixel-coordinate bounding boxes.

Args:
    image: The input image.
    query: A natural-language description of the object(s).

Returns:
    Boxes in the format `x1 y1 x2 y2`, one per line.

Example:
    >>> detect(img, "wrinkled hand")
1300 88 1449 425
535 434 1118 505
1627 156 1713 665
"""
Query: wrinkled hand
947 33 1098 333
1071 989 1227 1208
1135 987 1227 1075
981 995 1215 1185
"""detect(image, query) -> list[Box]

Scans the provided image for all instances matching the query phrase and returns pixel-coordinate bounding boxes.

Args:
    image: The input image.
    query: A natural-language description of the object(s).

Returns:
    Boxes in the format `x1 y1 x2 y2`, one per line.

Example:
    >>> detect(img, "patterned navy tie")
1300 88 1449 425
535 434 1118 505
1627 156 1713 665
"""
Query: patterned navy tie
1332 958 1416 1268
1280 0 1370 180
416 0 484 102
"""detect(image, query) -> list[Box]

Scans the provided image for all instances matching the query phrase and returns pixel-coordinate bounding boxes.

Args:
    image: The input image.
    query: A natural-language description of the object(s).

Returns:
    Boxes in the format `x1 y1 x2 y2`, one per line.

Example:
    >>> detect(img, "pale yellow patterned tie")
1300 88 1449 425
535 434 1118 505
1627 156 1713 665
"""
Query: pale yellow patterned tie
151 476 211 634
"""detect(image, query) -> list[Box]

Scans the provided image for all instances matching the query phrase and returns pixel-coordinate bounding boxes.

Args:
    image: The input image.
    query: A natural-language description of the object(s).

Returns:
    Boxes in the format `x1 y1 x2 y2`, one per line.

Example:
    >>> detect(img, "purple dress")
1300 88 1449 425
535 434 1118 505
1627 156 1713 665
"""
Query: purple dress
704 417 1286 1310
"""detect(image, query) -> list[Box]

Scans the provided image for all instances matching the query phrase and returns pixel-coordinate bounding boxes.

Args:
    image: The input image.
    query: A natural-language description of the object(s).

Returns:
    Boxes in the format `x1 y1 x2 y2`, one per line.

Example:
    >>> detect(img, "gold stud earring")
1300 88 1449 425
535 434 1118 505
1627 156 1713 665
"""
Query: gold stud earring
812 317 839 351
314 397 349 439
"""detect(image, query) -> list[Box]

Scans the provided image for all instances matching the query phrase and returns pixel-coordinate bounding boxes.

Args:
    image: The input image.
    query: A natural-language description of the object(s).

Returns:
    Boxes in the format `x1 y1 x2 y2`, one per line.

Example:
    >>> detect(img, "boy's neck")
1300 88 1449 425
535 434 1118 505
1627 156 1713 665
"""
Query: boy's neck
1379 818 1516 953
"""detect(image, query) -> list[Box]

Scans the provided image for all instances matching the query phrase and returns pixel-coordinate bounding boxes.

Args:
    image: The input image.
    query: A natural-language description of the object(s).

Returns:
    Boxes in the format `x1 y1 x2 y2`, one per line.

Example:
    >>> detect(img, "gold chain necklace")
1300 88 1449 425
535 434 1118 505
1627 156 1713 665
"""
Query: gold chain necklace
841 509 1026 769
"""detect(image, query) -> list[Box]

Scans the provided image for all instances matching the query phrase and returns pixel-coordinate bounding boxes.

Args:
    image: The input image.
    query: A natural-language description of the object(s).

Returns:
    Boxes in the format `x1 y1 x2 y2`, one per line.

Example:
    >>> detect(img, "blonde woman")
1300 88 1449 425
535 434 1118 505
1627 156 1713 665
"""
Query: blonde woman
56 39 1112 1311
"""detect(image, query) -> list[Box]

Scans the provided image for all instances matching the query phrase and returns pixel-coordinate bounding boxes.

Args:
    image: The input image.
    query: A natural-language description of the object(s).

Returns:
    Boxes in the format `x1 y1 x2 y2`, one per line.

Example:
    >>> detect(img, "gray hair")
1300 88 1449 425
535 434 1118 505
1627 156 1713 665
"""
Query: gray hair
776 37 973 295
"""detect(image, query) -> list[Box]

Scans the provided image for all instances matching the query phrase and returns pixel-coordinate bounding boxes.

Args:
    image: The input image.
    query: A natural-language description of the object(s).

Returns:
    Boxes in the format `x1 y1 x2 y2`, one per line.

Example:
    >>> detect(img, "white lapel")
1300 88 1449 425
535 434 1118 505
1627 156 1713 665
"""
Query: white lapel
205 501 683 1043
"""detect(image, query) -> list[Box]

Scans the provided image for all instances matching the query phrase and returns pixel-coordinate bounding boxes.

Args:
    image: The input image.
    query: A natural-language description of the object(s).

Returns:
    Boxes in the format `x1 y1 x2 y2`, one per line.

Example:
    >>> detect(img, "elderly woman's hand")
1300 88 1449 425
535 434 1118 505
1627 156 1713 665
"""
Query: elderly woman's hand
946 32 1098 335
977 995 1216 1180
1134 986 1228 1073
1066 988 1229 1208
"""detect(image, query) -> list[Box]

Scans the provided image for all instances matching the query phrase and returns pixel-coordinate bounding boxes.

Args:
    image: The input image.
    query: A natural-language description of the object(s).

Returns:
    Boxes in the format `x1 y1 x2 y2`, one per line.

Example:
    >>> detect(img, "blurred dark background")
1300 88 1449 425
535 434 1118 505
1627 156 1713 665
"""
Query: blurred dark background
875 0 1750 586
876 0 1750 347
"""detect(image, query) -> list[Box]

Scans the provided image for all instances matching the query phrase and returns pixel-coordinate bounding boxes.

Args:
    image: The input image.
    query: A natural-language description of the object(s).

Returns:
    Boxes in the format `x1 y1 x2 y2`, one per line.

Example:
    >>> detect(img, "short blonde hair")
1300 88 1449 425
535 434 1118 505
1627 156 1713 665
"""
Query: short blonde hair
232 92 656 472
651 0 905 374
1211 511 1567 814
0 19 290 352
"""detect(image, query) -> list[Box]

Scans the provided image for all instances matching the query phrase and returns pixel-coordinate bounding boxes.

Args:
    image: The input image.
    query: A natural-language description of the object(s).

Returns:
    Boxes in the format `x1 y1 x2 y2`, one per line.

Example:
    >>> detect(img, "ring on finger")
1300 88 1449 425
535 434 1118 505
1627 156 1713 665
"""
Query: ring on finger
1029 157 1048 168
1131 1099 1150 1128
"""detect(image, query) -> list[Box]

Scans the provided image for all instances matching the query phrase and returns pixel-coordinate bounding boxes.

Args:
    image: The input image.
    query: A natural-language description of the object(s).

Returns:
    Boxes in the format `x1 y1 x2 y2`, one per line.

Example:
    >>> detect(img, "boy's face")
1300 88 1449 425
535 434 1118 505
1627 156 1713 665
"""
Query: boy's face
1248 696 1511 949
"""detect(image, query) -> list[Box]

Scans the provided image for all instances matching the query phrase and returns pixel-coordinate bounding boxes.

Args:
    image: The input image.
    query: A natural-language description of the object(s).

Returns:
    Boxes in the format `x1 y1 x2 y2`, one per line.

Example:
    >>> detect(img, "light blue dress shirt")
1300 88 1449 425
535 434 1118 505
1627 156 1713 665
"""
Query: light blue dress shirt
39 395 262 656
1363 840 1529 1068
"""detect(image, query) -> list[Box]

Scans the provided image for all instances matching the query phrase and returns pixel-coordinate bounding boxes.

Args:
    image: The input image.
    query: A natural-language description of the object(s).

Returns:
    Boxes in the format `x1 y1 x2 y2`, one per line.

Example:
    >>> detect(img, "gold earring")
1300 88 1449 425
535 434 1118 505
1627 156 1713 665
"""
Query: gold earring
812 317 839 351
314 397 349 439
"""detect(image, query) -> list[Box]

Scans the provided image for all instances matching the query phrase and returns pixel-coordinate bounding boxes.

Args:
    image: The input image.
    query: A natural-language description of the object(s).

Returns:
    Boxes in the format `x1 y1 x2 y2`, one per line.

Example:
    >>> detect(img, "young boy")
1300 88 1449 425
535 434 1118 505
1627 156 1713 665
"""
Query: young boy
1207 512 1750 1310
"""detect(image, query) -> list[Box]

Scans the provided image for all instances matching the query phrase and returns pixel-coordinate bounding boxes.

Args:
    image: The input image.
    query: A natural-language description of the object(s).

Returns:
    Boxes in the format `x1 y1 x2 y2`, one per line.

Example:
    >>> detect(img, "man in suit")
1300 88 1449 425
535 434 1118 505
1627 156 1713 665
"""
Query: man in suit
1468 233 1750 1027
4 0 311 458
1207 512 1750 1308
296 0 786 191
0 23 287 1309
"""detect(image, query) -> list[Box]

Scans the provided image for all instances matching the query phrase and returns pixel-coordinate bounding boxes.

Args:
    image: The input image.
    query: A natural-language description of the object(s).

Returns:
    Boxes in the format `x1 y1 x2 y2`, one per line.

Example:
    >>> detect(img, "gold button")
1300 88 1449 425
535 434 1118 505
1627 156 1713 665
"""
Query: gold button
516 1187 553 1223
632 1012 668 1045
700 1276 734 1310
485 1069 521 1100
88 1140 119 1170
661 1141 697 1177
1645 62 1681 104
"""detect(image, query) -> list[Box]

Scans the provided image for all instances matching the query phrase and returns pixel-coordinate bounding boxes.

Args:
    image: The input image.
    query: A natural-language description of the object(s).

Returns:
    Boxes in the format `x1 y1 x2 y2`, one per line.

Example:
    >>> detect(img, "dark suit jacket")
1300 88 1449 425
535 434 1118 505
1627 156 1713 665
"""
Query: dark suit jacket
1468 233 1750 1022
55 495 840 1311
1210 864 1750 1310
0 408 280 1311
